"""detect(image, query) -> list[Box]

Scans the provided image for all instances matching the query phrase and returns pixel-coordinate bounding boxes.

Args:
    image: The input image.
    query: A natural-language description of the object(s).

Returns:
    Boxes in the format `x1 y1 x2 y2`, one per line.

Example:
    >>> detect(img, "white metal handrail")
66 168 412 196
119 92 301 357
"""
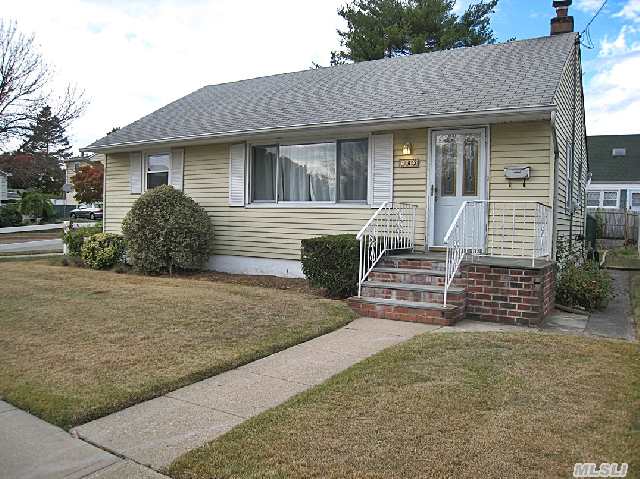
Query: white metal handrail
443 200 553 305
357 202 417 296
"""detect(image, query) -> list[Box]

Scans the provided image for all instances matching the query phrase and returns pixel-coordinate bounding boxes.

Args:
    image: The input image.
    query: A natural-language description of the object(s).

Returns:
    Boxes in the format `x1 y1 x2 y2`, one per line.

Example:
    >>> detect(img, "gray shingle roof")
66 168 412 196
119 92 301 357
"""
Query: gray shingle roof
86 33 577 150
588 135 640 182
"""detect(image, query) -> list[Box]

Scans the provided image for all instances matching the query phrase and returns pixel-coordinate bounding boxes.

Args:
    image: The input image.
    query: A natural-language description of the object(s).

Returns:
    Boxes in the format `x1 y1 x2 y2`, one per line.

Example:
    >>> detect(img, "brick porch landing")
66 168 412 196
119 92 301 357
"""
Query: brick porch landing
348 252 555 327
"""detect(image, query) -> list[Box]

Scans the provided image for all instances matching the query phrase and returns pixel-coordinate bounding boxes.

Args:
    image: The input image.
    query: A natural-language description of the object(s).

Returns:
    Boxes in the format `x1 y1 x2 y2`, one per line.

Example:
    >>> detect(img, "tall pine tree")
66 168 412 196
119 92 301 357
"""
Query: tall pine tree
17 105 70 192
332 0 499 64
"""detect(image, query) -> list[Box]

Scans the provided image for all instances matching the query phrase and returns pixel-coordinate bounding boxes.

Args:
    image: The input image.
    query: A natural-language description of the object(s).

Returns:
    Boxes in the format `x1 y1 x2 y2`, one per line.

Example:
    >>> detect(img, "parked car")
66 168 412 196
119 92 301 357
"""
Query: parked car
70 203 103 220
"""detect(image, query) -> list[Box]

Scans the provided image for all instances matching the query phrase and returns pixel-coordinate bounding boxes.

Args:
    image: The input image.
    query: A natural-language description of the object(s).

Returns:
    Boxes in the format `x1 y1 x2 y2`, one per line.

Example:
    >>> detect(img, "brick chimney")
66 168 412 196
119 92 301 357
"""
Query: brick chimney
551 0 574 35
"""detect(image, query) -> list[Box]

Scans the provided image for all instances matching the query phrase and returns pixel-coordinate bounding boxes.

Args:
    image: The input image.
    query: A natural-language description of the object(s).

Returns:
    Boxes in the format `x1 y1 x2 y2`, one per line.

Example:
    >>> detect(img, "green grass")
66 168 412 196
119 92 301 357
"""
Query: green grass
605 246 640 269
168 332 640 479
0 261 355 429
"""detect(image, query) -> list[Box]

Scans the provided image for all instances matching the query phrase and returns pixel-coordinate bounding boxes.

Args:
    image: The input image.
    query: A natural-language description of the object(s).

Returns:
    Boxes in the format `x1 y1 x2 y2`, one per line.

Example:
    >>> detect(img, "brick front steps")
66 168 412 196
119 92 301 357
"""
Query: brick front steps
349 252 556 327
349 252 465 326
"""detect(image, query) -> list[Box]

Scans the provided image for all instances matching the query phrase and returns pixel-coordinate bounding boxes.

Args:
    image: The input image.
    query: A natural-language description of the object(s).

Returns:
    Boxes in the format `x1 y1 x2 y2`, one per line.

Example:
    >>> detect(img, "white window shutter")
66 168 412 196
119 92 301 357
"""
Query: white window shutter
370 133 394 207
229 143 246 206
170 148 184 190
129 152 142 194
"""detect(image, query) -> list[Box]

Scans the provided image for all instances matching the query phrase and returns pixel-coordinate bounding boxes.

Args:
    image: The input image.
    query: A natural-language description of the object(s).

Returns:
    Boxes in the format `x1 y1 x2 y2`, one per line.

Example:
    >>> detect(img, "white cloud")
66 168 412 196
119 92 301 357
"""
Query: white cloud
584 50 640 134
600 25 640 56
575 0 605 13
615 0 640 22
2 0 345 152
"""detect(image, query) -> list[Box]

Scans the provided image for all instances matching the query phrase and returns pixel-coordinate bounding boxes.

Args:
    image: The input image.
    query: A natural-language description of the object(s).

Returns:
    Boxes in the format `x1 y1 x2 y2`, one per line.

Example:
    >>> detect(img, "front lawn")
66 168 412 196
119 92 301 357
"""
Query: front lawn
0 261 355 429
168 332 640 479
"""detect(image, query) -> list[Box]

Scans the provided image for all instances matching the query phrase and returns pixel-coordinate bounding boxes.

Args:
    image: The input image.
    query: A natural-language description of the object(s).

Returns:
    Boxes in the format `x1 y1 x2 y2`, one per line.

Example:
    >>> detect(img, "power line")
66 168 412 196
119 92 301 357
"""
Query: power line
580 0 609 49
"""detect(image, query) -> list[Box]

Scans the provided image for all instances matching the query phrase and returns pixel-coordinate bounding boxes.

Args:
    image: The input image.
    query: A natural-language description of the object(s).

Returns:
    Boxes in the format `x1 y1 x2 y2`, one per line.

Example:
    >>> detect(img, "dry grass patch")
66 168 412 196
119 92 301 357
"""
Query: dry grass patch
168 333 640 479
0 261 354 429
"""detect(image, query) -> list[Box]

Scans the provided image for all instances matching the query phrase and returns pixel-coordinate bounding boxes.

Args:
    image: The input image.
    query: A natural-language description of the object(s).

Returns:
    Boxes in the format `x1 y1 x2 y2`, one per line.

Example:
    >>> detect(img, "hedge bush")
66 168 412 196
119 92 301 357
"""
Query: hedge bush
81 233 126 270
19 191 55 220
63 224 103 256
122 185 213 274
556 261 612 311
0 204 22 227
301 234 359 298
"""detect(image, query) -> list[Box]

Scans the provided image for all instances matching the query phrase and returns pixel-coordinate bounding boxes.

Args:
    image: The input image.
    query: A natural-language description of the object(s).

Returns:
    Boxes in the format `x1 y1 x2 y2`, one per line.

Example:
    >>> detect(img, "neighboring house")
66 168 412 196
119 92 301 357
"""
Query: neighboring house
84 3 586 327
586 134 640 211
63 153 105 204
0 170 10 203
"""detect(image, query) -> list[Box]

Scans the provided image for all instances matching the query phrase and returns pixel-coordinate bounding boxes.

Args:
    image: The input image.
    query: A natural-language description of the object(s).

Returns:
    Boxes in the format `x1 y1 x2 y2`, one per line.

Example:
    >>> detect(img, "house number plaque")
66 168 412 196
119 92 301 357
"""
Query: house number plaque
400 159 419 168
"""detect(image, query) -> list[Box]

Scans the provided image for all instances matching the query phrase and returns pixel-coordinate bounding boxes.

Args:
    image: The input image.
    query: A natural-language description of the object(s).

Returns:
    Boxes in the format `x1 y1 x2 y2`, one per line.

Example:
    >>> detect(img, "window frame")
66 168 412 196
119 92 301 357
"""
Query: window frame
586 190 620 209
144 150 172 191
247 136 370 208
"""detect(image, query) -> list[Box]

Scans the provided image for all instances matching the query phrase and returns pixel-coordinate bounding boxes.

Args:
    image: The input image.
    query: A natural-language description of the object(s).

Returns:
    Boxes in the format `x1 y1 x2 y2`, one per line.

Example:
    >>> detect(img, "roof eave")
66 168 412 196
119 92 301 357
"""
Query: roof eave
82 105 555 153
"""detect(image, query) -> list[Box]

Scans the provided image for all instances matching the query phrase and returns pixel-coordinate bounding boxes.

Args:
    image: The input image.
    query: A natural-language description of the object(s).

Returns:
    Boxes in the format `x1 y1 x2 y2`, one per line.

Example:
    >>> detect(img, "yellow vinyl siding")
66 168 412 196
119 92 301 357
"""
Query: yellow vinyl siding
106 145 372 260
486 121 552 258
104 121 557 262
393 129 426 249
552 40 587 258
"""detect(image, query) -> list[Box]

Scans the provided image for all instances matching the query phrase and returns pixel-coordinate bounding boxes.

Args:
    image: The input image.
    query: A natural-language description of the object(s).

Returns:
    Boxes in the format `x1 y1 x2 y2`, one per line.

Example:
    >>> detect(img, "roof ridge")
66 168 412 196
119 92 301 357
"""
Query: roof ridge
201 33 577 90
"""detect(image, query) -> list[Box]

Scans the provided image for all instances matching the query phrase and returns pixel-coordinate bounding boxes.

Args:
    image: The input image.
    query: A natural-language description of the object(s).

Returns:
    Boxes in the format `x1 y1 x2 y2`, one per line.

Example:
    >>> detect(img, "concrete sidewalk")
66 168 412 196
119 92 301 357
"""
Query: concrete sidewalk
0 400 165 479
72 318 440 470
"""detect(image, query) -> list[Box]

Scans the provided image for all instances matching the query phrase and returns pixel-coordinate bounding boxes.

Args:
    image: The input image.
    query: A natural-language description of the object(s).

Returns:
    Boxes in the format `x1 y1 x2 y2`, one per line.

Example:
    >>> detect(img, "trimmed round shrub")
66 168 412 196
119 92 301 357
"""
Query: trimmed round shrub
122 185 213 274
0 204 22 227
81 233 126 270
63 224 103 256
301 234 359 298
556 261 612 311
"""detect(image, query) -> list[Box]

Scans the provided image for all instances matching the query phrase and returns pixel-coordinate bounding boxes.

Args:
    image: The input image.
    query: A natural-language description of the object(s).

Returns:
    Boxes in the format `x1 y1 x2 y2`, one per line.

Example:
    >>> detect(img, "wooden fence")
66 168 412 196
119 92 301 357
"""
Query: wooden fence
587 209 639 243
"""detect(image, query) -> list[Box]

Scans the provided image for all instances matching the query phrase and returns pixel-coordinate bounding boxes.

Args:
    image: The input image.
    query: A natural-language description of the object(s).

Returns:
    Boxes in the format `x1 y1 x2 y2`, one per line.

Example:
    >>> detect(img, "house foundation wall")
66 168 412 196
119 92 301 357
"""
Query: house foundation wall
463 262 556 327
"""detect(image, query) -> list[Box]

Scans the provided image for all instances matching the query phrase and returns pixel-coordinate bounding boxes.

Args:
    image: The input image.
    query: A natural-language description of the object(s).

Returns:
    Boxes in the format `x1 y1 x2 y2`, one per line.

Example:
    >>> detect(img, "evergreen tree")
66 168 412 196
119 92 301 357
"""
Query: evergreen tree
332 0 499 64
15 105 69 192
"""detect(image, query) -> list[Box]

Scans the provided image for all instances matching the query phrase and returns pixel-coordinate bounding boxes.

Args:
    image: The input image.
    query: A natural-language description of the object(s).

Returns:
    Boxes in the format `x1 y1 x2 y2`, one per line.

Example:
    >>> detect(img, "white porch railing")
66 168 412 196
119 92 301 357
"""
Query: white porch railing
357 202 417 296
443 200 553 305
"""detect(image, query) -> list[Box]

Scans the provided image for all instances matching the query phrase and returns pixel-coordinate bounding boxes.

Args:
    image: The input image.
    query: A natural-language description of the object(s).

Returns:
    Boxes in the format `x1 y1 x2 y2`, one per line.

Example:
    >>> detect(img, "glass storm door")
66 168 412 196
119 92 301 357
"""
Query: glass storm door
431 129 486 246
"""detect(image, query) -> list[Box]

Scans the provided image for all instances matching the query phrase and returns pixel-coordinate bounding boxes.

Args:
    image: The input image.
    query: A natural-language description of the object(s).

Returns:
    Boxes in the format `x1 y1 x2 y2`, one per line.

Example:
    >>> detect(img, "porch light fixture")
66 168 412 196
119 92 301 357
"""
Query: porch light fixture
402 143 412 156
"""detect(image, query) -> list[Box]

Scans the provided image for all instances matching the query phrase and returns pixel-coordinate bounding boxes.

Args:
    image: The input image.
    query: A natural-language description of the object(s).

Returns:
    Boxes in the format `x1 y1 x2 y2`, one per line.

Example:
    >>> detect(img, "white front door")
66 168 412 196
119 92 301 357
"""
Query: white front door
430 129 487 247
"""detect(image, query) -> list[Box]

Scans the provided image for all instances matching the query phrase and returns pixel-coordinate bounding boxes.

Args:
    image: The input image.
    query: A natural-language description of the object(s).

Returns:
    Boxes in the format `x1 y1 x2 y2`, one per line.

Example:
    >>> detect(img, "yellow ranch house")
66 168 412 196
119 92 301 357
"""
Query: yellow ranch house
84 3 586 327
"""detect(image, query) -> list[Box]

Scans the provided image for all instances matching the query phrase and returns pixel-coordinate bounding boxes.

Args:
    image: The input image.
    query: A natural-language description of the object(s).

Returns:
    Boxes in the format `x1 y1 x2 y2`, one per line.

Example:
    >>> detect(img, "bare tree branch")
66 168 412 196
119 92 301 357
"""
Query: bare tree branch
0 19 87 147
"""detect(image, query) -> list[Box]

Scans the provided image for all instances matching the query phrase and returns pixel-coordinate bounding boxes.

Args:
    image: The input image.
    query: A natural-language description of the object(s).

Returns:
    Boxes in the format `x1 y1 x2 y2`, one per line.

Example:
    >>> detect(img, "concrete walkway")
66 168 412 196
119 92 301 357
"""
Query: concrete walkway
71 317 441 470
543 270 636 341
1 317 532 477
0 400 165 479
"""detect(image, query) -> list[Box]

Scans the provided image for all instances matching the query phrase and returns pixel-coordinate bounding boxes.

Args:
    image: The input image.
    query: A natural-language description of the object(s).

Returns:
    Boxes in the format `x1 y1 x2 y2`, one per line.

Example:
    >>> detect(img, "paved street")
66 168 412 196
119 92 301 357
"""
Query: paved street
0 239 63 253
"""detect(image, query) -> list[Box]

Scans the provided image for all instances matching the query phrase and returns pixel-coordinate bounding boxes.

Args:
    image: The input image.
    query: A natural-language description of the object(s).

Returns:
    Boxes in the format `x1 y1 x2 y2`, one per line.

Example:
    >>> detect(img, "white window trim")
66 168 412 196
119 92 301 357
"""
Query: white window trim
629 190 640 210
143 150 172 191
246 136 370 208
585 189 620 209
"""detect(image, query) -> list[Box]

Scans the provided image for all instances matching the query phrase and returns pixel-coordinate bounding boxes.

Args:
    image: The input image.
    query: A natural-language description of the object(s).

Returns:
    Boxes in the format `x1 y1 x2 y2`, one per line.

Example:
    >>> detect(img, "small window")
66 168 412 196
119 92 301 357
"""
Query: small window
586 191 600 208
146 153 170 189
74 162 80 173
603 191 618 208
612 148 626 157
632 192 640 208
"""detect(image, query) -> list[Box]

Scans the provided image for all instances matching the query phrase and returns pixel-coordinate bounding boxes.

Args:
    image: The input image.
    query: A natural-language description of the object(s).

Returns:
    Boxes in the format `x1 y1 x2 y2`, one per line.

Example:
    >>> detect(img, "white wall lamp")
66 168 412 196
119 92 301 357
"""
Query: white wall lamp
402 143 413 156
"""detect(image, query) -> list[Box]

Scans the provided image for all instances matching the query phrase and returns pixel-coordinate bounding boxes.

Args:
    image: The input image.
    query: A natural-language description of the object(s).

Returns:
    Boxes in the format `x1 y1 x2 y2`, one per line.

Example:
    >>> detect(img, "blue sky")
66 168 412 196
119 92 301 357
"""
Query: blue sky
3 0 638 151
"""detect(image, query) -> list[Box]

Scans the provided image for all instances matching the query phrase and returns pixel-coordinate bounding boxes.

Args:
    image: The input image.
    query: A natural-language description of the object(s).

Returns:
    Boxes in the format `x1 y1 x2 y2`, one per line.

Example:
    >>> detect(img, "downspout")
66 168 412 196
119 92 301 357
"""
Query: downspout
102 155 107 233
551 111 559 260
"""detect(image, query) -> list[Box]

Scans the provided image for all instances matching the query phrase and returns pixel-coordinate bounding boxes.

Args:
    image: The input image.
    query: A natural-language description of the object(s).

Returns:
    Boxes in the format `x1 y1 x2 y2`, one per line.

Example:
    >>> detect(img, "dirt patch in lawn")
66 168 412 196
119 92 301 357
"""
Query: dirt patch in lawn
0 261 355 429
168 333 640 479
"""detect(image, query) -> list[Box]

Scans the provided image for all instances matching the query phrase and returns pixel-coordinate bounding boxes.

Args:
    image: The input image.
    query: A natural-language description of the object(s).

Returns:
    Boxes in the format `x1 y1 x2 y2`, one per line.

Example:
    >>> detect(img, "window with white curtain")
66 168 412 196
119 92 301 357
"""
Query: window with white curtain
146 153 170 189
250 139 368 204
